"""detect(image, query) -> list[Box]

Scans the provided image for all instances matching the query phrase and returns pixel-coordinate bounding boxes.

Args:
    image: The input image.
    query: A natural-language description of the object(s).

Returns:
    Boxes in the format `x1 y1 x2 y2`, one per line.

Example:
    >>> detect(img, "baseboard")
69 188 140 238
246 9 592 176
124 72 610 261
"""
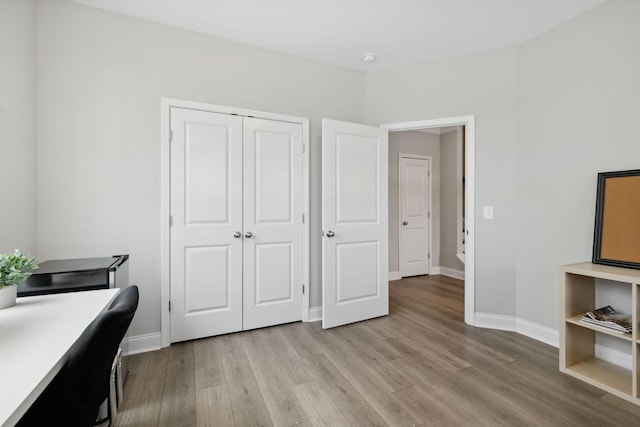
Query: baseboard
437 266 465 280
475 313 560 348
474 312 517 331
389 271 401 281
308 306 322 322
516 318 559 347
595 343 632 370
125 333 162 355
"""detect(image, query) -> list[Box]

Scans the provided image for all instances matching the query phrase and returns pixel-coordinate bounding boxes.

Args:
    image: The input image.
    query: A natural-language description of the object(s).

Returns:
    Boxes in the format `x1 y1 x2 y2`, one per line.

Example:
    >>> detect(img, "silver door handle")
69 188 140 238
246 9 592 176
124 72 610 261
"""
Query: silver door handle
326 230 335 238
245 231 253 238
402 221 408 226
233 231 241 238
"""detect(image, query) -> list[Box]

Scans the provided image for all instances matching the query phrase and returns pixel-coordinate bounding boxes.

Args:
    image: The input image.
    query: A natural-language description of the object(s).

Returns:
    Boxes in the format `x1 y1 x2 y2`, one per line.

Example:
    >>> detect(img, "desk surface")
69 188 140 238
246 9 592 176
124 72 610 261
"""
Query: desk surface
0 289 119 427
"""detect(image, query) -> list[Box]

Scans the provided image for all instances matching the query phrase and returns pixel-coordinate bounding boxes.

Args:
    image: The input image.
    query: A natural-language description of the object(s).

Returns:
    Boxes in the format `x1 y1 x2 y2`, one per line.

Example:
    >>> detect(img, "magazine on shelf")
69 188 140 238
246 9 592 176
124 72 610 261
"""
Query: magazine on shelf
579 305 632 334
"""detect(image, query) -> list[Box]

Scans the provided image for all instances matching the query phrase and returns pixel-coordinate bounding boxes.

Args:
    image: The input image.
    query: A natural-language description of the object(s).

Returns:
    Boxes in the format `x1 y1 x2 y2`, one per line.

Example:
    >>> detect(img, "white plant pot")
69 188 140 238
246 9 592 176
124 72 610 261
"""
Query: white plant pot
0 285 17 309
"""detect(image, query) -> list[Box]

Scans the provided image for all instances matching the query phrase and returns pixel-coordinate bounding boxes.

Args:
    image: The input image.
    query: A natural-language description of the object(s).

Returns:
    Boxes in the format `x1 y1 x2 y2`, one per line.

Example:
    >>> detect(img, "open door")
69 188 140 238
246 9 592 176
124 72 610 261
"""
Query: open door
322 119 388 329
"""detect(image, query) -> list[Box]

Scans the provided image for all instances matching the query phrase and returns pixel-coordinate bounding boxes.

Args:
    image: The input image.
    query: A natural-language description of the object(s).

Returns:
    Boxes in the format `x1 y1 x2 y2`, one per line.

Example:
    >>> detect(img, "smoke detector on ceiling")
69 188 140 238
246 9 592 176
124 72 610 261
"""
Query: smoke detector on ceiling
362 53 377 63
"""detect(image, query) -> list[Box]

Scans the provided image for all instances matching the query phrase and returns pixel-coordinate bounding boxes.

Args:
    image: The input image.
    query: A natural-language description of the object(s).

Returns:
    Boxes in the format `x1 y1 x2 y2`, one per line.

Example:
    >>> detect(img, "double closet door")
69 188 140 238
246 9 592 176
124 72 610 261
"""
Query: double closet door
170 108 303 343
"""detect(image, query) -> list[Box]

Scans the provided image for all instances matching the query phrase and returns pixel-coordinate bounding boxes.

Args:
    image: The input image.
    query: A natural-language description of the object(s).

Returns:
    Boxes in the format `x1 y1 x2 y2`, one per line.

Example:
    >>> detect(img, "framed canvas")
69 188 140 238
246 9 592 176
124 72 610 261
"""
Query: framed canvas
592 169 640 270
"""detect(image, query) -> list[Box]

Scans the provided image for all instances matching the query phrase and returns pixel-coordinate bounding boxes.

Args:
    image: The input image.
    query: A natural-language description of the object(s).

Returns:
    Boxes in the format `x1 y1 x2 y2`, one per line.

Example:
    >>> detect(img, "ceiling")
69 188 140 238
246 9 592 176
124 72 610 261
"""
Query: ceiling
68 0 606 71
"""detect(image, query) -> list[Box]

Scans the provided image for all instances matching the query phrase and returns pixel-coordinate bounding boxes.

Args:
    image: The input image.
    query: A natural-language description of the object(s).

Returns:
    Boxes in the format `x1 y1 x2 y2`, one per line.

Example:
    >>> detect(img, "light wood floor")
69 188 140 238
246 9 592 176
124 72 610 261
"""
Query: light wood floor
114 276 640 426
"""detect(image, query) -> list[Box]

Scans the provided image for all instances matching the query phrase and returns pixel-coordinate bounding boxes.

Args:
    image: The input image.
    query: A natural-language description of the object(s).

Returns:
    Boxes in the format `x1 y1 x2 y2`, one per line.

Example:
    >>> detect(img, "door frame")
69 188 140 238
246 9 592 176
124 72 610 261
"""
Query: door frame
382 116 475 326
398 154 432 277
160 97 311 348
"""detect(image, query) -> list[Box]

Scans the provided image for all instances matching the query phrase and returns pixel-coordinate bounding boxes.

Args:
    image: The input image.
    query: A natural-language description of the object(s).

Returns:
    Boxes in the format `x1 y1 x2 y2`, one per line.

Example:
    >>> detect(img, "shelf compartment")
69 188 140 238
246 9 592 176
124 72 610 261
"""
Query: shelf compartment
561 263 640 405
564 357 632 396
566 315 633 341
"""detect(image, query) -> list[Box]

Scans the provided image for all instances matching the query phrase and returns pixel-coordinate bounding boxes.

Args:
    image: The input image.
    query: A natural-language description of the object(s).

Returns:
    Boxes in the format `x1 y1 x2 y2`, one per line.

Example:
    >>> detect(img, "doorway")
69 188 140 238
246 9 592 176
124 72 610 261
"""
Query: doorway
382 116 475 326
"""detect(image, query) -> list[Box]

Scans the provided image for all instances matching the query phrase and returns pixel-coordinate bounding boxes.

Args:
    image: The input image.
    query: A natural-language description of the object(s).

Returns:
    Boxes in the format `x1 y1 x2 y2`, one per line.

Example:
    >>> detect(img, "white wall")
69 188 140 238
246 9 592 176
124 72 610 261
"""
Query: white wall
388 131 440 273
365 49 519 316
15 0 640 343
0 0 37 255
516 0 640 329
440 129 463 271
36 0 364 337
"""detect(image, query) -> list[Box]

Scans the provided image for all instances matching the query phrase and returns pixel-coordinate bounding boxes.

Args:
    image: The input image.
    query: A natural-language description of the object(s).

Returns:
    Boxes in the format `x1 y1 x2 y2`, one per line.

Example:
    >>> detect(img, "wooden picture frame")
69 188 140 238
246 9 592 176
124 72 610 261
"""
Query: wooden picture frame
592 169 640 270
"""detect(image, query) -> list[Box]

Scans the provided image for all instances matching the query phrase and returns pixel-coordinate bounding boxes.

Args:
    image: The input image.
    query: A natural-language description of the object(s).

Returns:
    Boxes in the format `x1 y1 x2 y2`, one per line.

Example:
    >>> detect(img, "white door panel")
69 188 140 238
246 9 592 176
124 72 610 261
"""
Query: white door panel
183 246 230 312
254 242 293 304
400 156 430 277
322 119 388 329
335 134 379 223
243 118 303 330
336 241 380 302
184 123 233 223
253 130 293 223
170 108 243 342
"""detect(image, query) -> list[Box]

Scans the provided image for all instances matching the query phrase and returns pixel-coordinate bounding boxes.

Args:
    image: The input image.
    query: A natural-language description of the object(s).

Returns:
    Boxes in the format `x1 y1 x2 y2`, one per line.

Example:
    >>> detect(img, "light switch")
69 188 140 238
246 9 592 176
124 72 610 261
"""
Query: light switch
483 205 494 219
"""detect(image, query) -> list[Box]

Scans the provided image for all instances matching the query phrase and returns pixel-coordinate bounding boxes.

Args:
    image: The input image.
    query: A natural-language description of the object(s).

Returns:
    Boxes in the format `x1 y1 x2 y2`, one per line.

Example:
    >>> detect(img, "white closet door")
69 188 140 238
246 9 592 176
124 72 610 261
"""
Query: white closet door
322 119 388 329
243 118 303 330
400 156 430 277
170 108 243 342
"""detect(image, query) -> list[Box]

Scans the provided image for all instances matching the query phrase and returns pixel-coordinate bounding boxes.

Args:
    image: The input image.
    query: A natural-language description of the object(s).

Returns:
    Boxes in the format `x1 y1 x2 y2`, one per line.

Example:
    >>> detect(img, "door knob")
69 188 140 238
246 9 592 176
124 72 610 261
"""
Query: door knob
326 230 335 238
245 231 253 238
402 221 408 226
233 231 241 238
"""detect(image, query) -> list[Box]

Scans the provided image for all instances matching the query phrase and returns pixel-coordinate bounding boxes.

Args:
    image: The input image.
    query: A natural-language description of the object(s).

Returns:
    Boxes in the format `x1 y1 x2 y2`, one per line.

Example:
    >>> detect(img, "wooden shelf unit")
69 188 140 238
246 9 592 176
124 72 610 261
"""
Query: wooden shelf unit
560 262 640 405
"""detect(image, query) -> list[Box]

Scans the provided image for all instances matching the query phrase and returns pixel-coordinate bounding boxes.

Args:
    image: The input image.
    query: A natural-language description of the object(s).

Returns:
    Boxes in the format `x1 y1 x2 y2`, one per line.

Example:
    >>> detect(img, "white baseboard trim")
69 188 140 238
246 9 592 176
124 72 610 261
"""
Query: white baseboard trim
475 313 560 348
595 343 632 370
474 312 517 331
516 317 559 347
308 306 322 322
437 266 465 280
125 333 162 355
389 271 401 281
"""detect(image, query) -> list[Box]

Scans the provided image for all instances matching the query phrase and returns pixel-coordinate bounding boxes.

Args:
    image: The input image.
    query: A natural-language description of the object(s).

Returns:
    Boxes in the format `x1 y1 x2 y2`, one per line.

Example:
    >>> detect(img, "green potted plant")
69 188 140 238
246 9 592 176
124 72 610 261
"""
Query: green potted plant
0 250 38 309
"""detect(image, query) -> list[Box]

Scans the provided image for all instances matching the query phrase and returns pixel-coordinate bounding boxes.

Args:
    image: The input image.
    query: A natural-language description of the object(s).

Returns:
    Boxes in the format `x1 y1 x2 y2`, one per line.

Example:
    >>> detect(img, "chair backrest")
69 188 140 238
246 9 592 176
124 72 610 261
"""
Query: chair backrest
64 286 139 411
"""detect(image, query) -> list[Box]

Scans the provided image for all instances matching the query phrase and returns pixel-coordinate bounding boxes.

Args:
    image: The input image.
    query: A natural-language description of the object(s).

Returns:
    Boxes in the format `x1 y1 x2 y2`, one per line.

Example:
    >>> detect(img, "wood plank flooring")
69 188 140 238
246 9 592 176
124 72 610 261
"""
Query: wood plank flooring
114 275 640 426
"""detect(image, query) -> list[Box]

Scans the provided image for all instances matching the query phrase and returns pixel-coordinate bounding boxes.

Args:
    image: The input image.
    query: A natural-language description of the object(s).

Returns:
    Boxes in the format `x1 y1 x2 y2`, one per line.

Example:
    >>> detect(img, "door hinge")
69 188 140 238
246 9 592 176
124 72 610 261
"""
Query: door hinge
168 301 172 312
428 171 430 177
302 284 305 294
428 212 430 218
170 215 173 227
302 213 305 223
302 143 305 153
169 130 173 142
428 253 431 259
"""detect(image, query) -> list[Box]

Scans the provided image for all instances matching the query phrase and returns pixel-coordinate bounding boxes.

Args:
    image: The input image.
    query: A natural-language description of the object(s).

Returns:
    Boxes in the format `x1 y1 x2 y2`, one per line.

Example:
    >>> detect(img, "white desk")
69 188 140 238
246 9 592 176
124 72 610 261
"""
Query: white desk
0 289 119 427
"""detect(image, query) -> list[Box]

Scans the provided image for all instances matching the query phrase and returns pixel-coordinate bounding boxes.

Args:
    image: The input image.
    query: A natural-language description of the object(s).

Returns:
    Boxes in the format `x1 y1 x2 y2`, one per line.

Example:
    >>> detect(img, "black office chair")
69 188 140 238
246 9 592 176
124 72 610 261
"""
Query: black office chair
17 286 139 427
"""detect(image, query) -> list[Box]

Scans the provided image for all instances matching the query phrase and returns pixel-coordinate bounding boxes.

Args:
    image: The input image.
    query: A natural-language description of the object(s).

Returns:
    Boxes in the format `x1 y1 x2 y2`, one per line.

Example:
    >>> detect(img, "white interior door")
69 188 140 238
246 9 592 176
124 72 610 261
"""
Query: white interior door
243 118 303 330
399 155 430 277
170 108 243 342
322 119 388 329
